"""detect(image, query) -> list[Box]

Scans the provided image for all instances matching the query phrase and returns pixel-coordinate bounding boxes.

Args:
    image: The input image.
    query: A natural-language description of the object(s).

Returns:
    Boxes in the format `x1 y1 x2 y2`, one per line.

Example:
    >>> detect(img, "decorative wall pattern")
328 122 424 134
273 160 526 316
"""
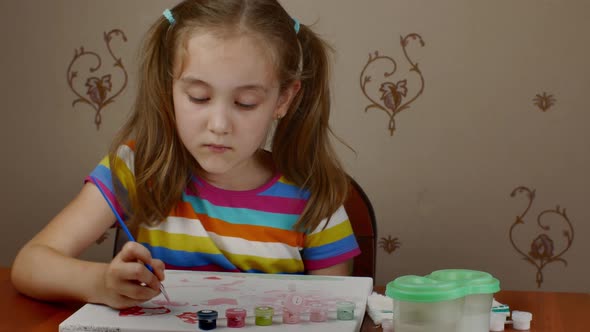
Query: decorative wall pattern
509 186 575 288
67 29 129 129
379 235 401 254
533 92 556 112
360 34 426 136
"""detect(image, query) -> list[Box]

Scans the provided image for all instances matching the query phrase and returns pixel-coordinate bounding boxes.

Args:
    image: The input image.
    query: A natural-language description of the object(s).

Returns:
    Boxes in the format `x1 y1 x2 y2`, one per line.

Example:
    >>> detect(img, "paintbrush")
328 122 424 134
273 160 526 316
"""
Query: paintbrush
88 176 171 303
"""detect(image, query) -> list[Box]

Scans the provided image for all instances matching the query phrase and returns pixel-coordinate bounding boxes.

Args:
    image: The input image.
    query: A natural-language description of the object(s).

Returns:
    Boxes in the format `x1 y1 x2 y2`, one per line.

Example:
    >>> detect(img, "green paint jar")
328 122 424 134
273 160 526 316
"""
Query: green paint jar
336 301 356 320
254 306 274 326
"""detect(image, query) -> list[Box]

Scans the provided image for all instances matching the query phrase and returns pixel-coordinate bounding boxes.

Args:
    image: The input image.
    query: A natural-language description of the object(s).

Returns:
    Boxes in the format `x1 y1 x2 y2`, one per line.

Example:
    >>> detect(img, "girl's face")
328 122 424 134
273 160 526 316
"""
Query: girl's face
172 32 297 188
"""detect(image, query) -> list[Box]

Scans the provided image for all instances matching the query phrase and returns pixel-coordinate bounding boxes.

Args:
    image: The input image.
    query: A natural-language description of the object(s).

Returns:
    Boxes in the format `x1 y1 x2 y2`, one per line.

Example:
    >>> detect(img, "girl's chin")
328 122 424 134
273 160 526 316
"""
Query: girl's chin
194 158 234 175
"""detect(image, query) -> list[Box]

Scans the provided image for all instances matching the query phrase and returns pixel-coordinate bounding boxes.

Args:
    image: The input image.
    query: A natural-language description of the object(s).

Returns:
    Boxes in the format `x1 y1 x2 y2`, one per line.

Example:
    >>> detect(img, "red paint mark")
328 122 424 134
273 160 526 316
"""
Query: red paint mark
119 306 171 316
204 276 222 280
176 312 198 324
152 300 189 306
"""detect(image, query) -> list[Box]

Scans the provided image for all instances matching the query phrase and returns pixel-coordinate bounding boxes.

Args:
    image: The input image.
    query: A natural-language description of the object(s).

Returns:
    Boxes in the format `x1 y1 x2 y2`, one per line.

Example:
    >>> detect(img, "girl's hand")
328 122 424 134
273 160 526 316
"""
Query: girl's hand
99 242 166 309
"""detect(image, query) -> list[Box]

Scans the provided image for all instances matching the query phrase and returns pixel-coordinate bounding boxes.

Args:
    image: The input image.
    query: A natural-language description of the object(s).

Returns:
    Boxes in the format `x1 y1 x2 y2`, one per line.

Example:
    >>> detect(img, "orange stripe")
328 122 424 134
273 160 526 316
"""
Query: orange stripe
125 140 136 150
170 201 303 247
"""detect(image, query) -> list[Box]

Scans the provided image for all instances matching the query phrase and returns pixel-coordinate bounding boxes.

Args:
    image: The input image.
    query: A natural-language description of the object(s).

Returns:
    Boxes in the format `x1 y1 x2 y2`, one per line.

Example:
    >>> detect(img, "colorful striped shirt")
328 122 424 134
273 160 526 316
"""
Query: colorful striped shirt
86 143 361 274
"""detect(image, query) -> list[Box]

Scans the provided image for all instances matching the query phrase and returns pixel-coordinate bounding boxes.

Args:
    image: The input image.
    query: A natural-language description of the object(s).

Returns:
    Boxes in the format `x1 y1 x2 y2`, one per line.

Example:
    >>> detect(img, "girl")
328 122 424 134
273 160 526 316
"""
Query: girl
11 0 360 309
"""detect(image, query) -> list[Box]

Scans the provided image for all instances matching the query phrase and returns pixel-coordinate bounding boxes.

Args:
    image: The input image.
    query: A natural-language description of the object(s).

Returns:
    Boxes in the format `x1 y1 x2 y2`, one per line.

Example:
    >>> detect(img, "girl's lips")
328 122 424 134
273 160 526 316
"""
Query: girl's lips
206 144 230 153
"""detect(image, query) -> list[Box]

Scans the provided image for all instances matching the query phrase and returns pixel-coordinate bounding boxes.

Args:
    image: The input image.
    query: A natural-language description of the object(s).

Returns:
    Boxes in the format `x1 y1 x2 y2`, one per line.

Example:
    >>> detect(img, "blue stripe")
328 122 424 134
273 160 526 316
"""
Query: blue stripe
90 164 115 191
183 193 299 230
301 235 359 260
143 243 237 270
258 181 310 199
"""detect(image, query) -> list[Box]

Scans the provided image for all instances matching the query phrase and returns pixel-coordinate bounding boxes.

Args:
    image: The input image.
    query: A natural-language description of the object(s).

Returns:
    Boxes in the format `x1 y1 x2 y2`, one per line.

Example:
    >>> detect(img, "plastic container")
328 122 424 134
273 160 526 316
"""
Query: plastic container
511 310 532 330
336 301 356 320
254 306 274 326
427 269 499 332
282 308 300 324
489 312 507 331
309 303 327 322
196 310 218 331
225 308 247 328
386 269 500 332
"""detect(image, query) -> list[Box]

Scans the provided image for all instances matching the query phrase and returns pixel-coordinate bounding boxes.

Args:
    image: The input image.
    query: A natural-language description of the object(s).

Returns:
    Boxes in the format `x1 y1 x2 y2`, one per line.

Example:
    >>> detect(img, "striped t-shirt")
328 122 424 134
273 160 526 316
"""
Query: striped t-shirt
86 143 361 274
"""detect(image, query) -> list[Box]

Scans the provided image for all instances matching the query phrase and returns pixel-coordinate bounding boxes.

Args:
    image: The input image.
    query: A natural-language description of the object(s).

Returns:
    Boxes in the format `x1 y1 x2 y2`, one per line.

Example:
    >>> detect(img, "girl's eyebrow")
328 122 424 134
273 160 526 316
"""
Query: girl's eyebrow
179 76 269 94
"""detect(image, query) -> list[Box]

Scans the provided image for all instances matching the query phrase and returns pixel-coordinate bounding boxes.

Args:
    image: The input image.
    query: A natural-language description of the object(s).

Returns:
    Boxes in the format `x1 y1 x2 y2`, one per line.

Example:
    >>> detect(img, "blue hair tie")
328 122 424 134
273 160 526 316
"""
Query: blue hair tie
163 9 176 25
293 18 300 34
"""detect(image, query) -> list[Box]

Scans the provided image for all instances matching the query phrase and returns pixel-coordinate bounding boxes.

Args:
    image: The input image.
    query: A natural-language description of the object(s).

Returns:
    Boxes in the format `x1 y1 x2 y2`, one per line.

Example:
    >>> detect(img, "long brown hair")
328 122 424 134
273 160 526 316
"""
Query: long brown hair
110 0 349 232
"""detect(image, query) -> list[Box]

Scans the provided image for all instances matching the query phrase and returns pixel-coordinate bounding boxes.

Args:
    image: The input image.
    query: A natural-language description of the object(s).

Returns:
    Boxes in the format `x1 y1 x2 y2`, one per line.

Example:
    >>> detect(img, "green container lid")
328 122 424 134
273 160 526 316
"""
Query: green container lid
386 276 464 302
427 269 500 294
386 269 500 303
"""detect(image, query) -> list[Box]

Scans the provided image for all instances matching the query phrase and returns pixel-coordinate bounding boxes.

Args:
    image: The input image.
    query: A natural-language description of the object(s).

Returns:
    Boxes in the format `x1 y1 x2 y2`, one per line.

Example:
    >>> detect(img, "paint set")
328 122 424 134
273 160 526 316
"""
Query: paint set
196 300 357 330
59 271 373 332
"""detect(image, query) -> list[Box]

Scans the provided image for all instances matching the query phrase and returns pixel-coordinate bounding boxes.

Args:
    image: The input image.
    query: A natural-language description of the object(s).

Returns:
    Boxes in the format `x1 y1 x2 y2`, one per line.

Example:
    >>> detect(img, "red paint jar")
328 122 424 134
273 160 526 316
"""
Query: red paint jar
309 303 328 322
225 308 247 328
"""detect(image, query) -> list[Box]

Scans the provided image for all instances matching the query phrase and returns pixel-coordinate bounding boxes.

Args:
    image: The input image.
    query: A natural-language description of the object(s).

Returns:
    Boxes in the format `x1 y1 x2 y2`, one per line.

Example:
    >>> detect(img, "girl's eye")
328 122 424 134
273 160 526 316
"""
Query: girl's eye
235 102 257 109
189 96 209 104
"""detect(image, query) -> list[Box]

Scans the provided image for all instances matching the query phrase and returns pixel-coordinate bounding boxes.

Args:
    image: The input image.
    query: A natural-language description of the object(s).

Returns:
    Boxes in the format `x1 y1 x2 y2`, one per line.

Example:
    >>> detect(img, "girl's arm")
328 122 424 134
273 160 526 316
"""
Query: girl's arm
10 183 164 308
308 259 353 276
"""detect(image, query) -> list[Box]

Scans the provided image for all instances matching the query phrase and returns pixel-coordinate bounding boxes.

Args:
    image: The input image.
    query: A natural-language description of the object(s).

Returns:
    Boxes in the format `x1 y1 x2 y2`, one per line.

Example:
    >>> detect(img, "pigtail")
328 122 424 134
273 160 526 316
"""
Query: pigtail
109 14 192 231
272 24 349 232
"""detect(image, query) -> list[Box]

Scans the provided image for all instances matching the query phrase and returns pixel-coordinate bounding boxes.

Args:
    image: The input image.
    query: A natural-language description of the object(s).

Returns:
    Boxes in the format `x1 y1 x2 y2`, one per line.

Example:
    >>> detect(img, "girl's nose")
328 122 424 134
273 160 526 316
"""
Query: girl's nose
207 104 232 135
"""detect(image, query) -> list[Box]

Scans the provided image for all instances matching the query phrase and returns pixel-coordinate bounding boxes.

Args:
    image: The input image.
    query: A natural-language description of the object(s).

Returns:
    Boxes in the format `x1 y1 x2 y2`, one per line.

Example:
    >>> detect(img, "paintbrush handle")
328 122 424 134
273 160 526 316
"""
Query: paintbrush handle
88 176 170 301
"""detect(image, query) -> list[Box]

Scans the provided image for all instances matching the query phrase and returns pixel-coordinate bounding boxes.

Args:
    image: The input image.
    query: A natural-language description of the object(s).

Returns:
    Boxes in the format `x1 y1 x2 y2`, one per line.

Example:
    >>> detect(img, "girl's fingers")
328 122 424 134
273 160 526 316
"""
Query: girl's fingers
116 242 153 265
120 262 161 291
114 242 161 284
117 279 160 301
150 259 166 281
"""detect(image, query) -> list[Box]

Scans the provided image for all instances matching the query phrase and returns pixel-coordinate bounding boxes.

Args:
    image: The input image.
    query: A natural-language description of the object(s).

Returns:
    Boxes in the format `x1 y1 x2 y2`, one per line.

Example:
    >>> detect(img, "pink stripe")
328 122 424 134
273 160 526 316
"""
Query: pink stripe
165 263 240 273
85 176 126 218
186 189 307 214
304 248 362 271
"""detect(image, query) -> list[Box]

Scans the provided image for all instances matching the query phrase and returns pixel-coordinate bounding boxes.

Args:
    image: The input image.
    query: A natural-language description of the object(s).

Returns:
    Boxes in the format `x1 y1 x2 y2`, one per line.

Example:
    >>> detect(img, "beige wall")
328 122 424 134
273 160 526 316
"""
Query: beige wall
1 1 588 292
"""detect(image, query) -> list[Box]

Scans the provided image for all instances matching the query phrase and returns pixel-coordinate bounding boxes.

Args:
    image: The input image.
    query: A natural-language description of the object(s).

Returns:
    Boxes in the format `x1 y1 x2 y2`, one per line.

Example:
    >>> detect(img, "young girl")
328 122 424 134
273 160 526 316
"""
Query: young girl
11 0 360 309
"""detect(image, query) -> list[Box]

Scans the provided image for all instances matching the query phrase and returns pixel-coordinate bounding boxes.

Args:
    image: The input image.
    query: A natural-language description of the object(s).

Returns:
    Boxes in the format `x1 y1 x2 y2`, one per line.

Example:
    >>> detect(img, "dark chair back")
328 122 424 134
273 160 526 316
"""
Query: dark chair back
344 176 377 281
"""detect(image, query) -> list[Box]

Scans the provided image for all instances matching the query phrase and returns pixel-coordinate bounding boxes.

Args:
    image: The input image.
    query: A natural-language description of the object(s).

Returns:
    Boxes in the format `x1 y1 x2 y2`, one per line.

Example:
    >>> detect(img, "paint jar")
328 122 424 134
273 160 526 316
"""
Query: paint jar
336 301 356 320
197 309 218 331
282 308 300 324
254 306 274 326
489 312 507 331
511 311 533 330
225 308 247 328
309 303 327 322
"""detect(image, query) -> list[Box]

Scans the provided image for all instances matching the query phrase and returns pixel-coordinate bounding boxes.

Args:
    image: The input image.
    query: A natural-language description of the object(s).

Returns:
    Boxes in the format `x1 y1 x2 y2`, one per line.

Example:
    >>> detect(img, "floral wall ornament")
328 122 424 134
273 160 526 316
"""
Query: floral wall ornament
95 231 110 245
360 33 426 135
67 29 129 129
533 92 556 112
378 235 401 254
509 186 575 288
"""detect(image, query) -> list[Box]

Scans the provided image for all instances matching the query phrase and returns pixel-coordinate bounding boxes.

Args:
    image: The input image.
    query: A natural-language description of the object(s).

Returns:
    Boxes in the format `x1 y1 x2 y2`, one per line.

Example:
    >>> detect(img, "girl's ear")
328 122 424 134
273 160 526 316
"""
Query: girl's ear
274 80 301 119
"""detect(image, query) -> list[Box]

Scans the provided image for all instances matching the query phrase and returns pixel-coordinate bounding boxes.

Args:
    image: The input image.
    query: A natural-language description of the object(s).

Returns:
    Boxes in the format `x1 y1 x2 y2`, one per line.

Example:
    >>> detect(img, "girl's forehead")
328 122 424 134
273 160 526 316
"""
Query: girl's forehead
174 31 279 86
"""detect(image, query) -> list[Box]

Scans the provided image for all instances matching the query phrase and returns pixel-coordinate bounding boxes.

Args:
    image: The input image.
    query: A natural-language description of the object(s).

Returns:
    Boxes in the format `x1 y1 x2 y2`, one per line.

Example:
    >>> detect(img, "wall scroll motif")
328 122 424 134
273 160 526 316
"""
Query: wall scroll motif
67 29 128 129
533 92 556 112
509 186 575 288
379 235 401 254
360 33 426 136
